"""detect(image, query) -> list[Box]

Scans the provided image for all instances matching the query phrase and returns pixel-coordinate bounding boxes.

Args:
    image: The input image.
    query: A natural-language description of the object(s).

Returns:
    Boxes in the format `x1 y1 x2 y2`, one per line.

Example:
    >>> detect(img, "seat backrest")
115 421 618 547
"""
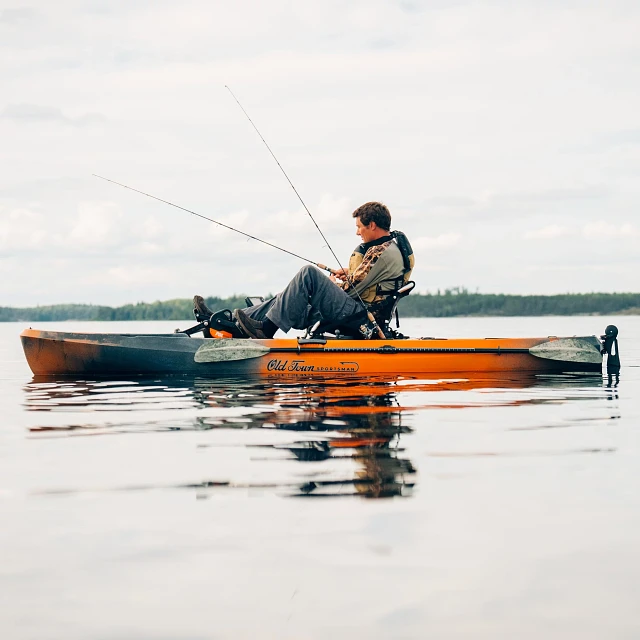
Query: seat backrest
390 231 415 284
369 281 415 335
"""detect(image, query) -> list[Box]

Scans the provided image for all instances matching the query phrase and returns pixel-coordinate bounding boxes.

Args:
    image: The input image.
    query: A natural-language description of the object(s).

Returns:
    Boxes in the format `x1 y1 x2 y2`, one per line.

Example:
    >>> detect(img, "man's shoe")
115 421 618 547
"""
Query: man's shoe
234 308 268 340
193 295 214 319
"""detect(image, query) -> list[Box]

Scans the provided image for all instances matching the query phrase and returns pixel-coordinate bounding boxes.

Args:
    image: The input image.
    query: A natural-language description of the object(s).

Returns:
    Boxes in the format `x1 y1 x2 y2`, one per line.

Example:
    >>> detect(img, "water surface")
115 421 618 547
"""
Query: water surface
1 317 639 639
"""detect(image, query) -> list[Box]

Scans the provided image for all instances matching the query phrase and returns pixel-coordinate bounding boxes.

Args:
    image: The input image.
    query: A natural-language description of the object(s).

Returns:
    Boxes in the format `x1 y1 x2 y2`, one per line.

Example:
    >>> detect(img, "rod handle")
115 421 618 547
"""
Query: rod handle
317 263 337 275
368 312 386 339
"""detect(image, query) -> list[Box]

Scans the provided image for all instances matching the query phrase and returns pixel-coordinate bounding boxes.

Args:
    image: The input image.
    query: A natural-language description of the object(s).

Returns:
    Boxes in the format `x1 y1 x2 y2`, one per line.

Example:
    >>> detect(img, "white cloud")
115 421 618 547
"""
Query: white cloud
88 265 176 287
0 8 36 25
68 202 124 246
262 208 310 232
125 242 164 256
0 207 48 251
135 215 165 240
315 194 353 225
1 103 106 127
524 225 570 239
412 234 462 250
412 264 448 273
583 221 639 238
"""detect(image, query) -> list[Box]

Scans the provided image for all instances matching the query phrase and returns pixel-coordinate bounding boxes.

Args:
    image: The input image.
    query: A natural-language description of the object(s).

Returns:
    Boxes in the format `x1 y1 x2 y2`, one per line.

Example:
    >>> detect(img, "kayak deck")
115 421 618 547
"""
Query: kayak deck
20 329 604 377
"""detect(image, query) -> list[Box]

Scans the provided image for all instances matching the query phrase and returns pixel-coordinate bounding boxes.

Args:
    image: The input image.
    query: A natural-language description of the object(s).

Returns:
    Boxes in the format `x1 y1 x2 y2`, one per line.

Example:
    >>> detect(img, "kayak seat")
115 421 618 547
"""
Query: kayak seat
313 280 415 339
369 280 415 337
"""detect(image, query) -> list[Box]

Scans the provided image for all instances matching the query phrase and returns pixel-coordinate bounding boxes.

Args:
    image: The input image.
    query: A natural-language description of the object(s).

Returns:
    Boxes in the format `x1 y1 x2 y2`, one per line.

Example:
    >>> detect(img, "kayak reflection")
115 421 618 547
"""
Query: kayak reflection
24 372 608 500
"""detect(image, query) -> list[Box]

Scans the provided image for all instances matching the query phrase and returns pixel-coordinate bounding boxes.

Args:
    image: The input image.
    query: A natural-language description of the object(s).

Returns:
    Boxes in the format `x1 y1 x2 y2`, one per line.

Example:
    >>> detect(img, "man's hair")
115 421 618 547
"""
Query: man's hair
352 202 391 231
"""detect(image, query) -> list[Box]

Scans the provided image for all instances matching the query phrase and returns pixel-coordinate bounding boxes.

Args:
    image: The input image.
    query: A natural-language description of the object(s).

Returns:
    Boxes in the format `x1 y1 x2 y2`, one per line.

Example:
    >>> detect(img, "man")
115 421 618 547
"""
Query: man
194 201 410 339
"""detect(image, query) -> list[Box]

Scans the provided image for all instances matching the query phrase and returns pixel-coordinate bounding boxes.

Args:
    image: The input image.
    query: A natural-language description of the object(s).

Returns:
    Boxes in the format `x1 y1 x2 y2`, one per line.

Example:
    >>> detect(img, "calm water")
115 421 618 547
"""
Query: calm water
1 316 639 639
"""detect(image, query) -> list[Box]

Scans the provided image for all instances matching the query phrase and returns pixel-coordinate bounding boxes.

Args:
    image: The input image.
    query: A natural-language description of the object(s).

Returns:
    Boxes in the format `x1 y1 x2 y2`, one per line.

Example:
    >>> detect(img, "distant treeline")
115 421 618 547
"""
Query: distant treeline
0 296 247 322
399 288 640 317
2 289 639 322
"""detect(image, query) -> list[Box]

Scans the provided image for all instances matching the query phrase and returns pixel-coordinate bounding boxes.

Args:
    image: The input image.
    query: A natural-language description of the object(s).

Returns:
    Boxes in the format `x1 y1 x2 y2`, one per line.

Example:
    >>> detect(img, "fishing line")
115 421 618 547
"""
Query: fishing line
224 86 345 271
92 174 335 273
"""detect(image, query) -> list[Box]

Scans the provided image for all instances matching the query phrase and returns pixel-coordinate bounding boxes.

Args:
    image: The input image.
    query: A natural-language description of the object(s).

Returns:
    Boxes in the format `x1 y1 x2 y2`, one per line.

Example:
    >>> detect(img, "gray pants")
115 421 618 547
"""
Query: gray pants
243 265 362 332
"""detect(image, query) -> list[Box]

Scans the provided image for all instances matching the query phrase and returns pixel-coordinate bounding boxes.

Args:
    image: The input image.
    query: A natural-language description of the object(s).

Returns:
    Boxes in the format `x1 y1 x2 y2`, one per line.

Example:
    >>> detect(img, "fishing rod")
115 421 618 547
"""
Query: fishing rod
225 86 346 277
92 174 337 274
225 86 384 337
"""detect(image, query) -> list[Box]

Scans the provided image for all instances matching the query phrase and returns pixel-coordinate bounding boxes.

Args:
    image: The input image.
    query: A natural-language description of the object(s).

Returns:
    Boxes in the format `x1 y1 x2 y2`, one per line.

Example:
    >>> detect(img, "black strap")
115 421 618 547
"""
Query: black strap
390 230 413 274
353 235 393 256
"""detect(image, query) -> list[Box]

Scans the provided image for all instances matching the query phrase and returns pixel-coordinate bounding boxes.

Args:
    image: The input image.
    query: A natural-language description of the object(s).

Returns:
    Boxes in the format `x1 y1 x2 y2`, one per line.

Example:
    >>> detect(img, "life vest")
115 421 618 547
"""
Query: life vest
347 231 415 304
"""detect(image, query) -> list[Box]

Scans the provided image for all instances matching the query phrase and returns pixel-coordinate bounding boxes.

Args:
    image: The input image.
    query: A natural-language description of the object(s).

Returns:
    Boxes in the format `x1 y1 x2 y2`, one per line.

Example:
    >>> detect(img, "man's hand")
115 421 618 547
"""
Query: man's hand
332 267 348 281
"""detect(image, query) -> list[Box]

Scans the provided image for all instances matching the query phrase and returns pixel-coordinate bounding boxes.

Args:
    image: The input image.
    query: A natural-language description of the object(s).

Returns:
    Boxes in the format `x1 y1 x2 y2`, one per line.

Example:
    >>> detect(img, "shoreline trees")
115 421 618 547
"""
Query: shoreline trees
2 289 639 321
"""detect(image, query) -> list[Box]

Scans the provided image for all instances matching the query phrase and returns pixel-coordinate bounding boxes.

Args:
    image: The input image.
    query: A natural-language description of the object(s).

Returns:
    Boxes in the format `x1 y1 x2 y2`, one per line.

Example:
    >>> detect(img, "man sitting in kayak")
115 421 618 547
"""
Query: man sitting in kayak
194 201 411 339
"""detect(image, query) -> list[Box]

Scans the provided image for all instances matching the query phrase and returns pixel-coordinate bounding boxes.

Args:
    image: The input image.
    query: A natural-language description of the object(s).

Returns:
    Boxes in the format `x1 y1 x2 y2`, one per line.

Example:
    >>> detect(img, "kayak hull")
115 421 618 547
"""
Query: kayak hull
20 329 603 377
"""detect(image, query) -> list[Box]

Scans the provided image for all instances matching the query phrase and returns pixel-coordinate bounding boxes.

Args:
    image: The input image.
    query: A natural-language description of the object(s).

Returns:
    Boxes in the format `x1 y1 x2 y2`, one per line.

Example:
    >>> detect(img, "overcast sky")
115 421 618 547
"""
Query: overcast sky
1 0 639 307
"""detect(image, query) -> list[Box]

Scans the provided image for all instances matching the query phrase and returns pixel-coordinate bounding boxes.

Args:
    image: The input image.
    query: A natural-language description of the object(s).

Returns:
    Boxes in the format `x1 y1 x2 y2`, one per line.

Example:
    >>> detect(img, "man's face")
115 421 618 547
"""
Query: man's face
355 217 376 243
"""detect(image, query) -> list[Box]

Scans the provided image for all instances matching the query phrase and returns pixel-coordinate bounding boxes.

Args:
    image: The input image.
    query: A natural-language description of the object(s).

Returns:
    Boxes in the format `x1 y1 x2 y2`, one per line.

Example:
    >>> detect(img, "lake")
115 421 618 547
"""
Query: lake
1 316 639 639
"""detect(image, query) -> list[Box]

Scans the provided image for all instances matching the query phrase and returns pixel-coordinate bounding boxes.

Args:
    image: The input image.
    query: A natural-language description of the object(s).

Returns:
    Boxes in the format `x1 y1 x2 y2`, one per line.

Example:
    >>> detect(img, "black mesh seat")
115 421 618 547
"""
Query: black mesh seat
312 281 415 339
368 280 415 337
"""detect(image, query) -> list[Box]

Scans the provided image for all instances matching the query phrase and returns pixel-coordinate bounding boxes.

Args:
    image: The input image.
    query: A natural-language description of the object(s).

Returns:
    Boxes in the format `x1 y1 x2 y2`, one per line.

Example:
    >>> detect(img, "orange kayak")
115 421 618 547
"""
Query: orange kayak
20 329 605 377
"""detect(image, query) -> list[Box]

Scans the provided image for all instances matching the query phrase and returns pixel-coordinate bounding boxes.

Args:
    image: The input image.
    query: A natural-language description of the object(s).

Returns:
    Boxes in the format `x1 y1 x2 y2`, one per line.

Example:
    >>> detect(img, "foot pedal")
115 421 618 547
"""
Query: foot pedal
209 309 245 339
